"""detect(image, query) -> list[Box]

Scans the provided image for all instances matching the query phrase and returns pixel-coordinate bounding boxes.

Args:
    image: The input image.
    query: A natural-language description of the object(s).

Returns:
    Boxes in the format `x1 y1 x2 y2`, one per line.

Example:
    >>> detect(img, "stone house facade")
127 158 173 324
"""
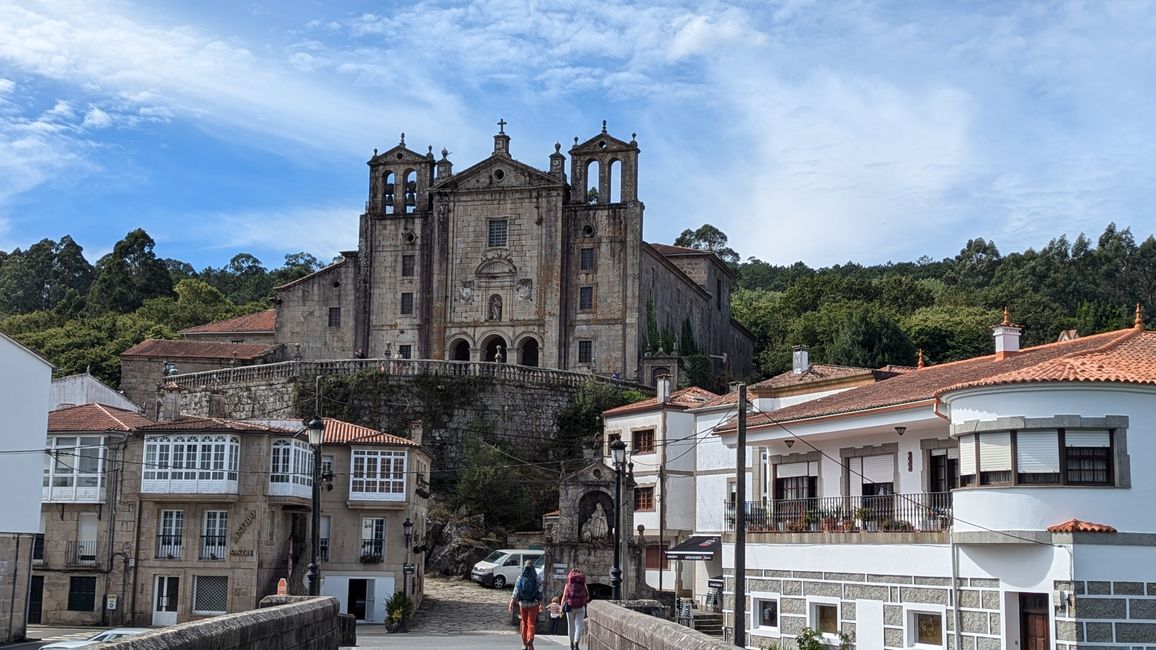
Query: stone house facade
272 123 753 384
32 406 429 627
119 339 280 415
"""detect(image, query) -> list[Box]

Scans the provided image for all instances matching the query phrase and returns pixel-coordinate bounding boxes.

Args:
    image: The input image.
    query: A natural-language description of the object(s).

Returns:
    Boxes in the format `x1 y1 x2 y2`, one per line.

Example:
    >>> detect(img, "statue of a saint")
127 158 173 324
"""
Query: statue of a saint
581 503 610 542
488 294 503 321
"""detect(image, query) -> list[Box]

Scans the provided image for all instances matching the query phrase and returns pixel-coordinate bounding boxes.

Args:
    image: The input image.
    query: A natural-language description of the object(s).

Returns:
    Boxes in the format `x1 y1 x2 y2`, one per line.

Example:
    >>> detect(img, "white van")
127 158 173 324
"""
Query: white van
470 548 545 589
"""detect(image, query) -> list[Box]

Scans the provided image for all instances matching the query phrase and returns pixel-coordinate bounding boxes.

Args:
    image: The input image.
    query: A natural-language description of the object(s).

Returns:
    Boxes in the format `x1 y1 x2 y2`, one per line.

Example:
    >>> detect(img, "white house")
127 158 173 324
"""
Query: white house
715 311 1156 650
0 332 53 642
50 372 142 412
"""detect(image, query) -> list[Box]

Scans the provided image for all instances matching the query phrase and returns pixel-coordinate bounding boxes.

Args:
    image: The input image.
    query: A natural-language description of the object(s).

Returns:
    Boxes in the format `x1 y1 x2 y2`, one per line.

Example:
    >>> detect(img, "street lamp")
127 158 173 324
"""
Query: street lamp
609 438 627 601
402 517 414 632
305 416 324 597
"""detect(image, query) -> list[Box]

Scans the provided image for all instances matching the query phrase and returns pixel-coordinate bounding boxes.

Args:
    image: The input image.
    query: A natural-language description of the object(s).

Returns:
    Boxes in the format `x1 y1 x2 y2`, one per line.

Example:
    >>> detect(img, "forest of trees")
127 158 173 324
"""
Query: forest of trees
1 223 1153 389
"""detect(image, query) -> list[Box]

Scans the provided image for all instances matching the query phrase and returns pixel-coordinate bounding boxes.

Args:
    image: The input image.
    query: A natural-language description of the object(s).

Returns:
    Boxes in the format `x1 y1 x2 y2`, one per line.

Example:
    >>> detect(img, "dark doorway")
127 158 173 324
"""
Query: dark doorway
483 336 507 363
929 451 959 492
348 579 368 620
451 340 470 362
587 582 612 601
521 339 540 367
28 575 43 624
1020 593 1050 650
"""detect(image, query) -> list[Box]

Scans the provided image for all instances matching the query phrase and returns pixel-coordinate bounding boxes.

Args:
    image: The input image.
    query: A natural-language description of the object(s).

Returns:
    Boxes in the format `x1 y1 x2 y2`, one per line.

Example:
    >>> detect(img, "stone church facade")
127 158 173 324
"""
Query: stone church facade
273 123 753 383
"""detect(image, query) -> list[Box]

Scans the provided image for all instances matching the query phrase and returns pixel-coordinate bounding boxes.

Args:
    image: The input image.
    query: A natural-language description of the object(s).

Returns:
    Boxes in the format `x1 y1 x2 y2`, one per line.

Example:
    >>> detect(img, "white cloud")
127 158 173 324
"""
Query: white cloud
185 203 360 262
0 78 14 95
82 105 112 128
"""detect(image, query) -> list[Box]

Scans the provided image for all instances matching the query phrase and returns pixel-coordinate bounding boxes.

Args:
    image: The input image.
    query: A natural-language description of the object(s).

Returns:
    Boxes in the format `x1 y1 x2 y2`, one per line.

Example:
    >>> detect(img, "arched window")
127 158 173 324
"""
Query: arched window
383 171 396 214
520 338 540 367
451 339 471 362
488 294 503 321
608 159 622 203
404 170 417 213
585 159 601 204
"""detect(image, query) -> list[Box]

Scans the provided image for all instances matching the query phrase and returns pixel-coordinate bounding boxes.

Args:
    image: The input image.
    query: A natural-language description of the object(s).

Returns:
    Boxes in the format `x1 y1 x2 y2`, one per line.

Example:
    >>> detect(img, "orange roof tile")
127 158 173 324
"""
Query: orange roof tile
48 403 155 432
121 339 275 360
752 364 876 390
321 418 420 447
603 386 720 416
941 330 1156 393
717 328 1137 434
181 310 275 335
1046 518 1117 534
647 243 711 257
138 417 295 433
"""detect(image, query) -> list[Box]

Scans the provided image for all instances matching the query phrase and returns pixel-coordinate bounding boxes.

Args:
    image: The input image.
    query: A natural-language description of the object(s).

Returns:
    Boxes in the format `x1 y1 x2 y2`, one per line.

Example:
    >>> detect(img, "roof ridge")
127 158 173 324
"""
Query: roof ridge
915 327 1132 372
1055 326 1142 361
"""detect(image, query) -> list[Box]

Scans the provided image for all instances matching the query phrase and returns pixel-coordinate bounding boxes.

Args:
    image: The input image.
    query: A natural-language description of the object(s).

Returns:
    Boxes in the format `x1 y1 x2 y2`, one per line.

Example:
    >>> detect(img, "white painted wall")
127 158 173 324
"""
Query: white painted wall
0 334 52 533
320 574 396 623
945 385 1156 534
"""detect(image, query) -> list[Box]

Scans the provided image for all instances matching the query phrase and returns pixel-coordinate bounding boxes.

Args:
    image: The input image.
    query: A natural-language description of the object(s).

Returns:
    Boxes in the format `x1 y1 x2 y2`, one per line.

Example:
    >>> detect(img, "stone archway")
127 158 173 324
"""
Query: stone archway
450 339 471 362
481 335 508 363
520 338 540 367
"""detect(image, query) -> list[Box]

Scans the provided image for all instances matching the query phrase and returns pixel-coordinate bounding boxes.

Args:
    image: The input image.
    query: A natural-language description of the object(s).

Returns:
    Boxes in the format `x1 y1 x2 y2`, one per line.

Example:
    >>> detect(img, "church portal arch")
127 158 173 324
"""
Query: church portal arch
449 338 471 362
481 334 508 364
515 334 541 367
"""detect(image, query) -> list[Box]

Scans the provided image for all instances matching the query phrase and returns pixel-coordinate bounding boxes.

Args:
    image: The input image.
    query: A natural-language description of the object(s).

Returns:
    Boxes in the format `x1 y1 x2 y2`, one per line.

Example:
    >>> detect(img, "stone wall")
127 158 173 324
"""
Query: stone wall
1055 579 1156 647
586 600 731 650
0 533 33 644
100 596 343 650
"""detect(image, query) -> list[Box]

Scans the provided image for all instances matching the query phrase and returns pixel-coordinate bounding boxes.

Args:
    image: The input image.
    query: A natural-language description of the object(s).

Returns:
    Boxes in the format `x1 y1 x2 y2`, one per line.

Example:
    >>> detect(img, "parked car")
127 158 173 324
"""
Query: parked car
471 548 545 589
41 628 151 649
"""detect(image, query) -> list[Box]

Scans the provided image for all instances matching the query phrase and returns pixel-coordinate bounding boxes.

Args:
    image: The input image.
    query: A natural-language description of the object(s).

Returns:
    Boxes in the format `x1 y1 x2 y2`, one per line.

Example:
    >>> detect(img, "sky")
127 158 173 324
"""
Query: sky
1 0 1155 271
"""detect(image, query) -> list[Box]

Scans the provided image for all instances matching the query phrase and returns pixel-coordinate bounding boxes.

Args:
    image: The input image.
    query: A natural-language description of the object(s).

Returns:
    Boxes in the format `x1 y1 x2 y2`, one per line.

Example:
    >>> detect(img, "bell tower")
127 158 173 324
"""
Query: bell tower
365 133 436 216
568 121 639 205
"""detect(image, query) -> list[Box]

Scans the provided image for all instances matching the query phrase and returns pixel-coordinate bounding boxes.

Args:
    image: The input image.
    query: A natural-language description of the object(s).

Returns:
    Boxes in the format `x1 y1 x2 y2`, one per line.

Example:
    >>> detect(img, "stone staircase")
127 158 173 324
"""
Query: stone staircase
693 612 725 637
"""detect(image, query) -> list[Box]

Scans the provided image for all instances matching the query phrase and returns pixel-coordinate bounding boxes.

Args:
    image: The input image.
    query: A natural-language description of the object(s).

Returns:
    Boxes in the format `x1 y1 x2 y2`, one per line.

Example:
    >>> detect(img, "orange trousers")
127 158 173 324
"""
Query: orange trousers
519 604 540 647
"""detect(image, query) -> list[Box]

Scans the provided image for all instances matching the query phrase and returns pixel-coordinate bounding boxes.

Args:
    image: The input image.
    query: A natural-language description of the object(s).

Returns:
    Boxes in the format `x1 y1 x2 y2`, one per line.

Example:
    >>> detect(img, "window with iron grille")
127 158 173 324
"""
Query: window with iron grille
578 340 593 364
193 575 229 614
401 292 414 315
328 307 341 327
488 219 508 247
579 286 594 310
67 576 96 611
579 248 595 271
633 429 655 454
401 255 415 277
634 486 655 511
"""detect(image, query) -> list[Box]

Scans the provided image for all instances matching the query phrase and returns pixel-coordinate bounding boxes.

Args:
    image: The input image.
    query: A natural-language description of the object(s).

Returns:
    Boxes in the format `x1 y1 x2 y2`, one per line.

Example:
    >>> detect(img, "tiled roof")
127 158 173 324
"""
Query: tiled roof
603 386 720 416
180 310 275 335
121 339 275 360
320 418 420 447
274 258 347 291
647 243 711 257
48 403 155 432
718 328 1137 433
138 417 295 433
752 364 876 390
941 330 1156 393
1046 518 1117 534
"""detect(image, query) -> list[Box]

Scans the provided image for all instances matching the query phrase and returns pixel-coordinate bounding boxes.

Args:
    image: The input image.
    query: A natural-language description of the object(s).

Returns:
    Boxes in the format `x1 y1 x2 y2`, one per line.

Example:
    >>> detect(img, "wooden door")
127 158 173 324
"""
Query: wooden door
1020 593 1050 650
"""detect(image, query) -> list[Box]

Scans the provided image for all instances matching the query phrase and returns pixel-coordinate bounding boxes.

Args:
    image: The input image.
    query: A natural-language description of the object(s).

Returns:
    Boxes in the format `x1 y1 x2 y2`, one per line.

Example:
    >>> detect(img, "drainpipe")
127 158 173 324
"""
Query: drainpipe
129 487 143 626
951 533 962 650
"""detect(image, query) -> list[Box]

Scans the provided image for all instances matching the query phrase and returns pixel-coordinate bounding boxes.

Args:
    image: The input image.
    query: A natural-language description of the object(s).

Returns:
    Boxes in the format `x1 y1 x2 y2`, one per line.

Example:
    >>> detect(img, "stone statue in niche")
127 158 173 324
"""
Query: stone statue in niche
459 281 475 304
581 503 610 542
488 294 503 321
516 278 533 301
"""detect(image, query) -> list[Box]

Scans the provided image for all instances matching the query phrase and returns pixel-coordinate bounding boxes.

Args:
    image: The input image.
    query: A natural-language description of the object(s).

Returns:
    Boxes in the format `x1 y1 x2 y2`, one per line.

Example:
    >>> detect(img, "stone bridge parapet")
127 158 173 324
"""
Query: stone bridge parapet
587 600 731 650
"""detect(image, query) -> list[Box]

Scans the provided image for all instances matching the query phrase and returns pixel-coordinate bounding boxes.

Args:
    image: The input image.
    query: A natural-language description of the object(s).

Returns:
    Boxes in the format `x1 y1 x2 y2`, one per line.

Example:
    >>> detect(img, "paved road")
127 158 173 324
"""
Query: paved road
14 625 107 650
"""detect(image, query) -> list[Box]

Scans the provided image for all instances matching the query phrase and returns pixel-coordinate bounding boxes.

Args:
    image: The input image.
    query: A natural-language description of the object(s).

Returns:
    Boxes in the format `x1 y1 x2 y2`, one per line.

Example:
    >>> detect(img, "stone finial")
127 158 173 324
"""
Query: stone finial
631 132 637 143
574 136 579 145
373 148 378 156
1135 303 1144 330
555 142 561 153
601 119 607 134
917 349 925 369
1001 306 1012 326
427 145 433 157
400 132 406 145
441 147 450 160
497 117 507 134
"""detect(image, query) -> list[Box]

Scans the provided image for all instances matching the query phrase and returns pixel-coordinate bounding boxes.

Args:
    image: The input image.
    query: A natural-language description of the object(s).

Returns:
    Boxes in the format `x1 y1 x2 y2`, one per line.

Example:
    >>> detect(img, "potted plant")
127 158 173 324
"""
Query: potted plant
385 590 414 633
360 553 383 564
854 507 877 532
795 626 853 650
803 510 819 532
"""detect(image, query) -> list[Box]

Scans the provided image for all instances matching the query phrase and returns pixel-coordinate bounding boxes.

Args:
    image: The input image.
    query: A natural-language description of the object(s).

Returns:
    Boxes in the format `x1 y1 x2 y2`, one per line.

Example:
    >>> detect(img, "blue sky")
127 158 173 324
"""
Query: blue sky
1 0 1154 271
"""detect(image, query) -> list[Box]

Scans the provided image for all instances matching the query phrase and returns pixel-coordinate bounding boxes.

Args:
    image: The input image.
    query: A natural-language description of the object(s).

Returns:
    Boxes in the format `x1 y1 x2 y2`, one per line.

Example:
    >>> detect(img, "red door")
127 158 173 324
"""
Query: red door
1020 593 1050 650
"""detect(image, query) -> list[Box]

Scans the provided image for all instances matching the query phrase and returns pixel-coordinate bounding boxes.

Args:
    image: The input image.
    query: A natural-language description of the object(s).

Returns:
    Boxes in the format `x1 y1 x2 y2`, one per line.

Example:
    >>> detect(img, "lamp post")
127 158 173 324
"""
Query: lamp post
305 416 324 597
609 438 627 601
402 517 414 633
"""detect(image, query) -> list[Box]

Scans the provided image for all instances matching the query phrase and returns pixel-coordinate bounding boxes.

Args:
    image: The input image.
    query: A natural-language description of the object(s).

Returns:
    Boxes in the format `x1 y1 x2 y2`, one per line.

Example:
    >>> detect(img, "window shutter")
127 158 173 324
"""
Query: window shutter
947 447 959 460
959 435 976 476
776 462 818 479
861 455 894 484
1065 430 1110 448
1016 431 1060 473
848 458 863 497
979 432 1012 471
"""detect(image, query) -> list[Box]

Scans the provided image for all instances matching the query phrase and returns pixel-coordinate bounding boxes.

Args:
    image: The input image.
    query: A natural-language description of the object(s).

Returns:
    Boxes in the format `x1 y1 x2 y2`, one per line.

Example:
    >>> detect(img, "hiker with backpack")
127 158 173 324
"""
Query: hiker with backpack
561 568 590 650
509 561 543 650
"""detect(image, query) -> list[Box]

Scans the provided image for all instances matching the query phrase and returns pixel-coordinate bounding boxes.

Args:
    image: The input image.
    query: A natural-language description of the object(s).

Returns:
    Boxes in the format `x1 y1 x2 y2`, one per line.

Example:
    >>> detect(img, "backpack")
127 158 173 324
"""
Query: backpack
565 573 589 609
515 573 541 602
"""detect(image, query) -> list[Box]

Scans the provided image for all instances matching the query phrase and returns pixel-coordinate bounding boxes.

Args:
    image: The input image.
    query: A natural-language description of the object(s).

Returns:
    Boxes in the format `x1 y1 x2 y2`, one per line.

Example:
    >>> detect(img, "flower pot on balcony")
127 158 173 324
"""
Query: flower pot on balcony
360 554 383 564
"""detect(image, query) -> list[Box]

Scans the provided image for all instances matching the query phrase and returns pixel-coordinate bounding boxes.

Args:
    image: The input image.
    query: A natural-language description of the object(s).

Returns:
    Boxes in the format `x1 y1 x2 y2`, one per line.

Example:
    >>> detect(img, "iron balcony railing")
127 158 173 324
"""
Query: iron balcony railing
360 539 384 563
200 535 227 560
69 540 98 565
155 535 183 559
725 492 953 534
319 537 330 562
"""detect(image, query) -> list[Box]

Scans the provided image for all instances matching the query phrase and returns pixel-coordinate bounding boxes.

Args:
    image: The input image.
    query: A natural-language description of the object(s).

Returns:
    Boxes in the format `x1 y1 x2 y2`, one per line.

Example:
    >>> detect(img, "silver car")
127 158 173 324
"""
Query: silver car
40 627 151 649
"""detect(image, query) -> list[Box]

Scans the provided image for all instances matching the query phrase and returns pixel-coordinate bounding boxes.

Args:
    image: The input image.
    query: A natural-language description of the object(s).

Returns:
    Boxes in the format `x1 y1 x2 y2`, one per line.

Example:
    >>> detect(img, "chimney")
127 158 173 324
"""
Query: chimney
792 346 811 374
993 307 1022 360
208 390 226 418
408 420 424 447
159 383 182 422
656 375 671 404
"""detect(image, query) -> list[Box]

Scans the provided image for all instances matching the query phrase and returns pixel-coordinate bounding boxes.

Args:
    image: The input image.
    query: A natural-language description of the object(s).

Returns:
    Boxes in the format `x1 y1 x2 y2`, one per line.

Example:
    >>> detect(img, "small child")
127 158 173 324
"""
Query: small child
546 596 563 635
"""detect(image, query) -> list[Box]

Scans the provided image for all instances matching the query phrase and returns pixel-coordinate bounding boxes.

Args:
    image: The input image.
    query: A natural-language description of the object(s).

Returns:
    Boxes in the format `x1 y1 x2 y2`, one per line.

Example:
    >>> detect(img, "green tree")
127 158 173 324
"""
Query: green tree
903 305 1001 364
87 229 173 313
673 224 740 266
826 306 916 368
0 236 93 315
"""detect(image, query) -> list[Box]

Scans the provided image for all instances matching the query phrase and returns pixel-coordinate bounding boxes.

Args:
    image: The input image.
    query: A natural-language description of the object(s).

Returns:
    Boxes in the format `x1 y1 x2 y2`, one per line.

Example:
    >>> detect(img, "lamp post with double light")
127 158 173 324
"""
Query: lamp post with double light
305 417 324 597
401 517 414 632
609 438 627 600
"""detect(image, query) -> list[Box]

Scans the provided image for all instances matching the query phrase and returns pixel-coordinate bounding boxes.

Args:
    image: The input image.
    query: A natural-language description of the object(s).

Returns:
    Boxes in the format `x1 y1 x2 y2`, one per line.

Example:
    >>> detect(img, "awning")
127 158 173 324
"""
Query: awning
665 535 721 561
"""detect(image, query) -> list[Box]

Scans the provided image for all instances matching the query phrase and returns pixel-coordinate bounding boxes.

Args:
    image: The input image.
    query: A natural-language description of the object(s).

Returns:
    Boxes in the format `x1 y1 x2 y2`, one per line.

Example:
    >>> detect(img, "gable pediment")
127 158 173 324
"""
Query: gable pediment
369 142 432 166
475 255 518 278
433 156 563 191
571 130 636 155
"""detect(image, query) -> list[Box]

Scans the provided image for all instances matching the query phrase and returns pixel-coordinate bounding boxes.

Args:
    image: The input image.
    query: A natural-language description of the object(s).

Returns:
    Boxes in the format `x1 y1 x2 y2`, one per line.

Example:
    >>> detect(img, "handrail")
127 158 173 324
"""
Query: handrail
725 492 953 533
167 358 653 392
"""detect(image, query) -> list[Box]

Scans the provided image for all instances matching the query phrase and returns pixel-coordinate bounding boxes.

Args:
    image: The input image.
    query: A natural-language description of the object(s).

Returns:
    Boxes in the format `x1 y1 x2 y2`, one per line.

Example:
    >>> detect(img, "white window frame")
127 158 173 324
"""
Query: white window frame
142 435 240 493
360 517 386 560
807 596 842 642
350 448 408 500
43 435 106 501
191 575 229 615
202 511 228 559
487 218 508 248
904 604 946 649
749 591 781 637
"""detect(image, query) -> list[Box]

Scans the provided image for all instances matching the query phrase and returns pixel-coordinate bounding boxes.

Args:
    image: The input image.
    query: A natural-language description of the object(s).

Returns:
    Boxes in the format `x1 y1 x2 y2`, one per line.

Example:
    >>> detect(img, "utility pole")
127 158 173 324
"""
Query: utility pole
734 383 747 647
